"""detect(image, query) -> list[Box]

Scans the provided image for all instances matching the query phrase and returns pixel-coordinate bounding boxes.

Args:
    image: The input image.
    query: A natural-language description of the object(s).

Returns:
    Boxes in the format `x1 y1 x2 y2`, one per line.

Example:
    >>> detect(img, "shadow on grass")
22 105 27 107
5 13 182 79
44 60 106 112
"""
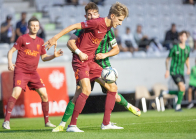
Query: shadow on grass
0 128 52 133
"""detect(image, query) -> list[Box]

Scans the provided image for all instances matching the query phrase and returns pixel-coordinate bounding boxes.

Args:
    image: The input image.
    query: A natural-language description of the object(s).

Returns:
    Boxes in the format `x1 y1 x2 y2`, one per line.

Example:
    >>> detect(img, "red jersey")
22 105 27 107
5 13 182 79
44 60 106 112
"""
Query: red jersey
13 34 46 73
73 17 111 62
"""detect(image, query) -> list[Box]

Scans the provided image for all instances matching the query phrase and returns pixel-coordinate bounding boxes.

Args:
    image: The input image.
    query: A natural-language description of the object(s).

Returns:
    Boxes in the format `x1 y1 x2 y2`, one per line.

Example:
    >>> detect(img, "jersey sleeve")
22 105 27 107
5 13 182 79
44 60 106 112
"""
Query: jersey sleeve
40 40 46 55
81 19 98 30
13 36 23 50
108 29 117 48
73 29 83 37
168 45 175 57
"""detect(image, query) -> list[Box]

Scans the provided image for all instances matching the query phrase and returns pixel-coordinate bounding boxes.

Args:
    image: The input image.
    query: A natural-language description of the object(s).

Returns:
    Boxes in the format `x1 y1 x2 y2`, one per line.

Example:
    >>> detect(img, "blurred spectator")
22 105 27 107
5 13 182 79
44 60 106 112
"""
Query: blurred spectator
15 12 28 41
183 0 196 5
121 27 138 53
186 32 194 49
134 24 149 50
91 0 105 5
164 23 179 49
114 28 122 48
134 25 163 52
0 15 15 44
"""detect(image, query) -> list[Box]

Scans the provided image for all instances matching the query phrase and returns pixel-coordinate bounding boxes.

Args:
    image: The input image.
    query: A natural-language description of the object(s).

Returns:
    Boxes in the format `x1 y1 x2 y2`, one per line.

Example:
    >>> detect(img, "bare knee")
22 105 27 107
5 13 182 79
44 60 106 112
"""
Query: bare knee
107 83 118 92
12 87 22 99
179 84 185 93
37 88 48 102
115 93 121 102
82 86 91 96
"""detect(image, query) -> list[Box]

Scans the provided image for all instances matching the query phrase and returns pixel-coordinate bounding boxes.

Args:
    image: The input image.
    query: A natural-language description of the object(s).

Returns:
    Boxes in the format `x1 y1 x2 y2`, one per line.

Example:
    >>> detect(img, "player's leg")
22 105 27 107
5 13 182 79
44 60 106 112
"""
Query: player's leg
36 87 56 127
187 86 194 109
175 82 185 111
53 85 81 132
67 78 91 132
2 87 22 129
100 83 140 116
95 78 123 129
115 93 141 116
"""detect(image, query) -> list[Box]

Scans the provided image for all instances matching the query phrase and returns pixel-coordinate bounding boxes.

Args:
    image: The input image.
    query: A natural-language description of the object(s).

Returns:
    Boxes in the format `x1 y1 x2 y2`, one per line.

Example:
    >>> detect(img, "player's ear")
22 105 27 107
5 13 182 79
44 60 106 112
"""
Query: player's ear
111 14 115 19
84 15 87 19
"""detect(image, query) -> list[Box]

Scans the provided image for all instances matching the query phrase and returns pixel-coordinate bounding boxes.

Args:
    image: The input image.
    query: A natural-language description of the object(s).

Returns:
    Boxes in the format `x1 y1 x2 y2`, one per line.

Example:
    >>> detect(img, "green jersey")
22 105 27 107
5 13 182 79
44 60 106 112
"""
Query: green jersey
168 44 190 75
74 29 117 69
189 66 196 86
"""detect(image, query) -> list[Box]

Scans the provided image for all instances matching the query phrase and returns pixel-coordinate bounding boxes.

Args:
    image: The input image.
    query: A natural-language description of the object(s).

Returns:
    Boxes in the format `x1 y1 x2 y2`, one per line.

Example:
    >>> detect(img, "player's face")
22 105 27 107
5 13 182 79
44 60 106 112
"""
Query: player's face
110 14 125 28
85 9 99 20
179 33 187 43
28 21 40 34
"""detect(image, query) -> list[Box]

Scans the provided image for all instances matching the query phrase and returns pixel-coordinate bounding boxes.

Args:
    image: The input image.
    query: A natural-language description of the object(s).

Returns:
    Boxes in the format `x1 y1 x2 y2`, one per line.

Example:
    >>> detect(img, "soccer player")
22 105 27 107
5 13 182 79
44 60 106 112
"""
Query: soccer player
2 17 63 129
52 2 140 132
160 31 190 111
187 59 196 109
44 2 129 132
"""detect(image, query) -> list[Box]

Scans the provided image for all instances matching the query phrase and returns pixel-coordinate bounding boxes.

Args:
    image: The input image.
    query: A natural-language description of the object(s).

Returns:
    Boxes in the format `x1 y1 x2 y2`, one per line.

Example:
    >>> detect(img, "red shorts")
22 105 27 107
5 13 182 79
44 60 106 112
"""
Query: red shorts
72 59 103 83
13 70 45 91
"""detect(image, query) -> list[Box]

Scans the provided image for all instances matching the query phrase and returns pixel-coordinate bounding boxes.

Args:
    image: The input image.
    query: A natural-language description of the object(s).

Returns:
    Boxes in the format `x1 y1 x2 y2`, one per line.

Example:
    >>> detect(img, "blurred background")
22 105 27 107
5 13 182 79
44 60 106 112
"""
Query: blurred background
0 0 196 115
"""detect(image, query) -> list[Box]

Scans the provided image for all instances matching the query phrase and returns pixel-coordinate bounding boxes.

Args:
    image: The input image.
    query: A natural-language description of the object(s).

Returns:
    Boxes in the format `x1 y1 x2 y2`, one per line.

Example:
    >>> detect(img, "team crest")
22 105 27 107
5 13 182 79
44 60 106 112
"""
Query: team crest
17 80 21 85
37 44 40 50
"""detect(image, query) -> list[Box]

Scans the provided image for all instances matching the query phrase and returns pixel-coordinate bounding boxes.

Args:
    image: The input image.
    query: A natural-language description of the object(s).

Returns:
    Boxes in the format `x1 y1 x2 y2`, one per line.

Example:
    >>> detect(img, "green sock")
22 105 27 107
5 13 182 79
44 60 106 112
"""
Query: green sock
168 91 178 95
62 101 75 122
177 91 184 104
117 94 128 108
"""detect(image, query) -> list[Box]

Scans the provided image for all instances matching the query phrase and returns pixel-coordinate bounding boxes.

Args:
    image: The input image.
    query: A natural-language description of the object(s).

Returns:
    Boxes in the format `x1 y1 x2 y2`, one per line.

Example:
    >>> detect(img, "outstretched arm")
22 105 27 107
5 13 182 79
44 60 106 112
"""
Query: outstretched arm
43 23 82 50
41 49 63 62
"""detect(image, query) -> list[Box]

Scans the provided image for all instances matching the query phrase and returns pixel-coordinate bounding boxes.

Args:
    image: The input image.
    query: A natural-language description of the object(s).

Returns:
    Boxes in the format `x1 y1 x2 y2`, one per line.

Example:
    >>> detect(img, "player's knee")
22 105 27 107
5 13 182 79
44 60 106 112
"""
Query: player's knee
12 87 22 99
41 93 48 102
179 85 185 92
82 87 91 96
115 93 121 102
108 83 118 92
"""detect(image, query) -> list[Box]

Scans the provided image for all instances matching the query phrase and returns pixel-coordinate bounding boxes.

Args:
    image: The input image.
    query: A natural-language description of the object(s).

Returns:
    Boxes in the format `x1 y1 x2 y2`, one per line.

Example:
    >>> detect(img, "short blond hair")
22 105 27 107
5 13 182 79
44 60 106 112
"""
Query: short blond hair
109 2 129 18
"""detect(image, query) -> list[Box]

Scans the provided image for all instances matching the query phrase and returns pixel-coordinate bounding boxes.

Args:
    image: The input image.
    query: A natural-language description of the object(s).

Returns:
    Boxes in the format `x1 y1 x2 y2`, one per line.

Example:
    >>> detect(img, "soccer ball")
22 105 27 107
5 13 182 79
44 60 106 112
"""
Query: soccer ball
101 67 118 83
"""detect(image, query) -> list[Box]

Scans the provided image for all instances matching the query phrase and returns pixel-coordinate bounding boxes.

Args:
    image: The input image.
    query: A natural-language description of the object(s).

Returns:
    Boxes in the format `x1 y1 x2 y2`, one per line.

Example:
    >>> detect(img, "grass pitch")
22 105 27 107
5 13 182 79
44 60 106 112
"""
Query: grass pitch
0 108 196 139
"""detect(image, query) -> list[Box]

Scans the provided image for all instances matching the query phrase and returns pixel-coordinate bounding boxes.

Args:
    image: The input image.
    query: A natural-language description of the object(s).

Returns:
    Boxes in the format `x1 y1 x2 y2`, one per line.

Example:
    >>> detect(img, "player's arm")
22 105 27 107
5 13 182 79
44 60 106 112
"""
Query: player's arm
7 47 17 71
165 57 171 78
41 48 63 62
165 46 175 78
67 34 88 62
43 23 82 50
186 57 190 75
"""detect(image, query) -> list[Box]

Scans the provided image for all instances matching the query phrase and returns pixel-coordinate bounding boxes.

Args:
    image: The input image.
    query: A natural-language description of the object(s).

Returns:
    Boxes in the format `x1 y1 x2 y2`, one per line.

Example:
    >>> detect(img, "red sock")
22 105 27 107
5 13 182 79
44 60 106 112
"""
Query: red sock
4 96 17 122
42 101 49 124
70 93 88 125
103 91 116 125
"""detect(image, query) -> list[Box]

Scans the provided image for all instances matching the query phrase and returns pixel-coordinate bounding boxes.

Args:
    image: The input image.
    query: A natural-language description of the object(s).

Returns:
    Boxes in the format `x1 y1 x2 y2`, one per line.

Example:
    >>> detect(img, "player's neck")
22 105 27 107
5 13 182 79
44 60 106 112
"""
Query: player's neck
179 42 186 49
105 16 112 27
28 33 37 39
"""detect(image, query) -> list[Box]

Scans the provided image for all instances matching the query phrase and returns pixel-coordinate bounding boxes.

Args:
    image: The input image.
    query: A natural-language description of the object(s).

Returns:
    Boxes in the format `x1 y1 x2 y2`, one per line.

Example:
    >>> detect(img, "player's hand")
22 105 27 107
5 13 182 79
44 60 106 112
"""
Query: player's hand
43 37 57 50
165 70 169 78
8 63 15 71
78 52 88 62
187 69 190 75
96 53 107 60
54 48 63 57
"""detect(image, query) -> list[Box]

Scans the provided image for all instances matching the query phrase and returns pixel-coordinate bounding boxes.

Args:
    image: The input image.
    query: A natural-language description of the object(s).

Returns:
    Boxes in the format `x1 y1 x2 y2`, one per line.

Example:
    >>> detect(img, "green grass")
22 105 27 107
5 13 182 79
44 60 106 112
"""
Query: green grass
0 109 196 139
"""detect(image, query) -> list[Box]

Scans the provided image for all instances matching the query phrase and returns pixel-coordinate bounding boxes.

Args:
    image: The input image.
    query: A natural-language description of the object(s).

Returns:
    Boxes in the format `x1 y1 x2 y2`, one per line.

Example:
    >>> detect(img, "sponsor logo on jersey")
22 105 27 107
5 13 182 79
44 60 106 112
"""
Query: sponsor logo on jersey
49 70 65 89
176 51 179 54
24 49 39 57
26 42 30 45
37 44 40 50
91 37 102 44
98 31 102 33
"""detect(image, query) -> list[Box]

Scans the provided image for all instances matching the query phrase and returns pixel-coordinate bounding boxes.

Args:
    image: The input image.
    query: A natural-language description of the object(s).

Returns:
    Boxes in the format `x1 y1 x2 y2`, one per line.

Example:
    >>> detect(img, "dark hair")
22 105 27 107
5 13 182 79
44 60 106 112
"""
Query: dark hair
179 30 187 37
171 23 176 27
28 17 39 26
85 2 99 14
